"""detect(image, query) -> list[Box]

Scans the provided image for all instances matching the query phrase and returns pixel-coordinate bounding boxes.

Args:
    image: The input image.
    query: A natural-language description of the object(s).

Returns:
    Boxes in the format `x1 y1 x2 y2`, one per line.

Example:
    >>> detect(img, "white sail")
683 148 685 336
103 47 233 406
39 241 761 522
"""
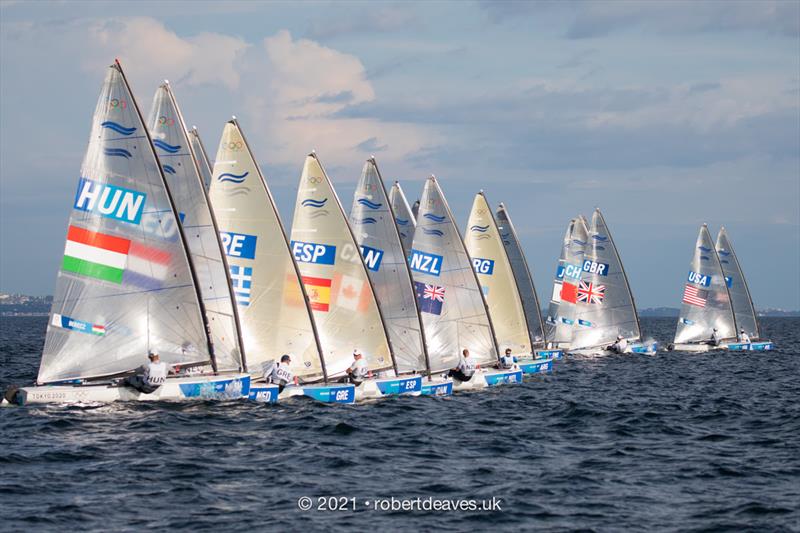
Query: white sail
189 126 213 191
495 202 546 347
388 181 416 256
147 84 244 372
674 224 736 343
40 62 212 383
571 208 641 350
715 227 760 339
208 121 323 380
349 160 427 374
545 218 589 345
410 177 498 372
289 153 393 377
464 192 532 356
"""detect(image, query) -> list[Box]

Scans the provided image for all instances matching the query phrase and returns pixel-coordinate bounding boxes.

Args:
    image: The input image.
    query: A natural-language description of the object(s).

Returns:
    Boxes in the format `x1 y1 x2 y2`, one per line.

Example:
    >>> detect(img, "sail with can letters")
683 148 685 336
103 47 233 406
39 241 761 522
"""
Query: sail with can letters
39 61 213 383
388 181 417 256
290 153 393 377
189 126 213 191
673 224 736 344
464 192 532 356
410 177 498 372
349 159 427 375
147 83 244 372
715 227 760 340
208 120 323 380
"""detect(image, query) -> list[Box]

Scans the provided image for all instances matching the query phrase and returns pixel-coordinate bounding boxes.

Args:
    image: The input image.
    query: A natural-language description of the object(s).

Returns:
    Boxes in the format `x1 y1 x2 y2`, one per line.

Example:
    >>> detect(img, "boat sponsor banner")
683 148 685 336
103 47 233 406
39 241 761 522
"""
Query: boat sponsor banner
682 284 708 307
471 257 495 275
414 281 445 315
560 282 578 304
302 276 332 312
290 240 336 265
73 177 146 225
230 264 253 306
409 249 442 276
62 225 129 284
220 231 257 259
681 318 695 325
577 319 592 327
582 260 608 276
687 270 711 287
359 245 384 272
51 313 105 336
576 280 605 304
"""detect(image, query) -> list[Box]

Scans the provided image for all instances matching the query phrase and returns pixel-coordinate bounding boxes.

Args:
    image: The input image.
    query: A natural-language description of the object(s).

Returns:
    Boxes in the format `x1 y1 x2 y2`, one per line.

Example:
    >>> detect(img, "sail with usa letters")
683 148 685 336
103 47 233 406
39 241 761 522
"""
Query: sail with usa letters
388 181 417 256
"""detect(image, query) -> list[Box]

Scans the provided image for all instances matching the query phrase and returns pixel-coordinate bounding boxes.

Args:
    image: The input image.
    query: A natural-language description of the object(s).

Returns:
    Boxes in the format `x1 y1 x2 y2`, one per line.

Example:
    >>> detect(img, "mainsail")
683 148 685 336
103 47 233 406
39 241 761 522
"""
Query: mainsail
715 227 760 339
189 126 213 191
388 181 417 256
495 202 546 347
208 120 323 380
464 192 532 355
289 153 393 377
147 83 244 372
349 159 427 375
40 61 213 383
410 177 498 372
571 208 641 350
673 224 736 343
545 218 589 346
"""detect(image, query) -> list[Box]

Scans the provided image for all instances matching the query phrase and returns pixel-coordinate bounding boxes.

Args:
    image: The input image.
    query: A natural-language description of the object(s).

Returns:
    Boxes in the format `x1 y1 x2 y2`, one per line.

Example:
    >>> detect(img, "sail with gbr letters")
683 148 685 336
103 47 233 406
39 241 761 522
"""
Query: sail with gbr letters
388 181 416 256
39 61 213 383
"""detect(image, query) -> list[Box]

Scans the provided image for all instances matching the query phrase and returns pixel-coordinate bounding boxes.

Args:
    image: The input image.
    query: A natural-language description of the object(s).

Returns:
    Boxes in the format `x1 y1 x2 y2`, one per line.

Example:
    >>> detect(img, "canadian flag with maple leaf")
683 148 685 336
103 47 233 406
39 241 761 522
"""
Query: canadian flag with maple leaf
332 274 370 312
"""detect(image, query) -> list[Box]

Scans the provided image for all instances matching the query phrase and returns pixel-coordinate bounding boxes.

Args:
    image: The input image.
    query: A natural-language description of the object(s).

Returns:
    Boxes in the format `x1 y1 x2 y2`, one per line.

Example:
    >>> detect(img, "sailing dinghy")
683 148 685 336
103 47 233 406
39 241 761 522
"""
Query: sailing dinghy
410 177 521 391
5 62 249 405
464 192 553 376
290 153 421 401
495 202 563 364
568 208 657 356
544 218 588 351
715 227 773 351
388 181 417 256
349 159 450 396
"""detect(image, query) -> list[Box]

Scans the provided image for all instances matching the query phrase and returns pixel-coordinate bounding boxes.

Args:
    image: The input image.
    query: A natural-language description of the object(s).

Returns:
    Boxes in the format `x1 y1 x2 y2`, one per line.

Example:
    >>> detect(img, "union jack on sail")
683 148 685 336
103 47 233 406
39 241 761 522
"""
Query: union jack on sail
577 280 605 304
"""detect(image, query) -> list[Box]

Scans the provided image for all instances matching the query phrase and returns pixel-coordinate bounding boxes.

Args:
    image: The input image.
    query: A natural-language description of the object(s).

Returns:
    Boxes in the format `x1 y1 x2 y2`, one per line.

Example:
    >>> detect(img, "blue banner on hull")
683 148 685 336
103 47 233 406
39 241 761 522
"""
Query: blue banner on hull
420 381 453 396
179 376 249 399
303 385 355 403
484 370 523 386
376 376 422 395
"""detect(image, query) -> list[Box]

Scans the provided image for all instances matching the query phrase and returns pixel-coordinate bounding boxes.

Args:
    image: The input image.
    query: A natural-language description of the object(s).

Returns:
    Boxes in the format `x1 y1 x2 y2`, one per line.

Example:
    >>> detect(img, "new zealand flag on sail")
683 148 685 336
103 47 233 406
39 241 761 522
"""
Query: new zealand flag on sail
414 281 445 315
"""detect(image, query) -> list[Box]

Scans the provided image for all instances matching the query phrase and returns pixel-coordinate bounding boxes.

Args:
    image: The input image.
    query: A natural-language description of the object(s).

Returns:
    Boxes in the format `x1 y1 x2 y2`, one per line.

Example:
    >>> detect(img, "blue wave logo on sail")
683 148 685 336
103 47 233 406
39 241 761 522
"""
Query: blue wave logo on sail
700 255 710 261
592 234 608 241
103 148 132 159
153 139 181 153
302 198 328 208
572 239 587 246
698 246 712 252
422 228 444 237
101 121 136 136
470 224 490 233
718 250 731 256
354 217 377 224
396 218 409 226
423 213 446 223
357 198 382 210
217 171 249 184
162 165 176 174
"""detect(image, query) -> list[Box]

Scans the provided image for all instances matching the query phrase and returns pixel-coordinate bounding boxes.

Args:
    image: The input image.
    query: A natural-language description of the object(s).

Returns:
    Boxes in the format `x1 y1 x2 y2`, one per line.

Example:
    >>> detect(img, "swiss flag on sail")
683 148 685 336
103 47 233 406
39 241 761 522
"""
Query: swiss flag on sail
560 282 578 304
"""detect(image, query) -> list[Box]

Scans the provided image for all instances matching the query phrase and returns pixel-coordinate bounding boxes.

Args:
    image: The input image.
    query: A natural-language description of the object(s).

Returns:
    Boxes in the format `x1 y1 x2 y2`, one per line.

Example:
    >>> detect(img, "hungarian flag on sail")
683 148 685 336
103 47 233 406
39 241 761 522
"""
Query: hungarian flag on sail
682 284 707 307
302 276 331 312
414 281 445 315
560 282 578 304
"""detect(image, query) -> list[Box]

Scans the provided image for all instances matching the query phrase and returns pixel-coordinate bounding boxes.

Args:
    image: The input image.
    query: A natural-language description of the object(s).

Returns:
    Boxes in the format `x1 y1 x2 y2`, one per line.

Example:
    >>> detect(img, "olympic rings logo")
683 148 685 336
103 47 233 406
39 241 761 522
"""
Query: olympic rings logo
225 141 243 151
109 98 127 109
307 176 323 184
158 116 175 126
477 209 487 215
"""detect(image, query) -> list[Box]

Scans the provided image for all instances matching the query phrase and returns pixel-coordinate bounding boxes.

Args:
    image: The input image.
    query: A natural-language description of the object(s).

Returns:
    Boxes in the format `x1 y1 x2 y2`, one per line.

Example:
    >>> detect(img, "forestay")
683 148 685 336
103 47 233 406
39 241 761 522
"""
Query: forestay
464 192 532 356
208 121 323 380
673 224 736 344
495 202 546 347
388 182 416 256
410 177 498 372
147 84 244 372
349 160 427 375
570 208 641 350
289 154 393 377
189 126 213 191
715 227 759 339
40 62 212 383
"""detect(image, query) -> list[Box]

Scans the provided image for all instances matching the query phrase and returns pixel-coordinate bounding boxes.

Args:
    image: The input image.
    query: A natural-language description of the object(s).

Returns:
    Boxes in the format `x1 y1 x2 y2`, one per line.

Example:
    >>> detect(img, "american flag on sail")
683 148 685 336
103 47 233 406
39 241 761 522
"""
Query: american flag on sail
577 280 605 304
682 284 707 308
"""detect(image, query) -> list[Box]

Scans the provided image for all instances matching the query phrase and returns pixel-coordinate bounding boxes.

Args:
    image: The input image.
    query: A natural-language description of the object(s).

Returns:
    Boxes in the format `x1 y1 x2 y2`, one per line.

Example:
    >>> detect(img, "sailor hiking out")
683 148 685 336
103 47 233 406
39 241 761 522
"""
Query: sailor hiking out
264 354 298 392
739 329 751 343
342 349 369 385
123 351 168 394
607 335 629 354
446 349 477 382
500 348 515 369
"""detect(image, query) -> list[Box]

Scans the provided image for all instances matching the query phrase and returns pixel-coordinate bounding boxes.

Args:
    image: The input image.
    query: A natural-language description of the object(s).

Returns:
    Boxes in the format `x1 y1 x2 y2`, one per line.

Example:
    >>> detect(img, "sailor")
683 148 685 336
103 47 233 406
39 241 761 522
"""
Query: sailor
446 349 476 382
706 328 721 346
739 329 751 344
343 349 369 385
123 350 168 394
608 335 628 354
264 354 298 392
500 348 516 369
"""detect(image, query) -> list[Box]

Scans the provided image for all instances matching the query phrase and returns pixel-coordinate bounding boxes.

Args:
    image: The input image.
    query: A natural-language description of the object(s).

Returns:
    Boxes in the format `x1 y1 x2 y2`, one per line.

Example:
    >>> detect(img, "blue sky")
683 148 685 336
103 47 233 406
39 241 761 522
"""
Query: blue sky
1 0 798 308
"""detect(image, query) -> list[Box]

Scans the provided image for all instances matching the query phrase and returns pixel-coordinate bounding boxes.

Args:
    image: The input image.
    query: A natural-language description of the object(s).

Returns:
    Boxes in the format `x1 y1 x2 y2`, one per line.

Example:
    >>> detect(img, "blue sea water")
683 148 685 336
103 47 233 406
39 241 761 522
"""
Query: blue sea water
1 316 798 531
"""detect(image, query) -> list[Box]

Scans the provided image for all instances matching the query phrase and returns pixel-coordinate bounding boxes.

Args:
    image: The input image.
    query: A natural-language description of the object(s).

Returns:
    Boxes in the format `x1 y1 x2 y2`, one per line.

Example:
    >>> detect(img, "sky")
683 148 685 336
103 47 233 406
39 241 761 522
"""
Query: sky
1 0 798 309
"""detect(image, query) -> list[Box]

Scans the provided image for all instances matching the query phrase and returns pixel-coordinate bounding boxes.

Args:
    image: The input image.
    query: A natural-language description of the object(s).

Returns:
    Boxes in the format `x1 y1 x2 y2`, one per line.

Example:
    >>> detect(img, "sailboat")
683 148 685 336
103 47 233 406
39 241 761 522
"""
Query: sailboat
464 192 553 376
715 228 773 351
410 177 521 390
349 159 451 396
189 126 213 191
5 61 249 405
388 181 417 256
495 202 563 364
208 121 354 403
568 208 657 356
669 224 737 352
290 153 421 401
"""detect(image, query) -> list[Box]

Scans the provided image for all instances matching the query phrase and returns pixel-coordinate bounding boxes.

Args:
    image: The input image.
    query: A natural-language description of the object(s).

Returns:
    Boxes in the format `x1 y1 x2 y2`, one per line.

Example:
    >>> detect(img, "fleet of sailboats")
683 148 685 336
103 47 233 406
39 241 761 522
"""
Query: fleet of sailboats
1 61 775 405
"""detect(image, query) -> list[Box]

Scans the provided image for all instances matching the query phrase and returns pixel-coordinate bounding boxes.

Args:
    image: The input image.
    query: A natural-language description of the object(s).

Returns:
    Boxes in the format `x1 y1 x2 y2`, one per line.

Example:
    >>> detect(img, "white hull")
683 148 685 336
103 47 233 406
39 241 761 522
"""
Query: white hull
451 368 523 392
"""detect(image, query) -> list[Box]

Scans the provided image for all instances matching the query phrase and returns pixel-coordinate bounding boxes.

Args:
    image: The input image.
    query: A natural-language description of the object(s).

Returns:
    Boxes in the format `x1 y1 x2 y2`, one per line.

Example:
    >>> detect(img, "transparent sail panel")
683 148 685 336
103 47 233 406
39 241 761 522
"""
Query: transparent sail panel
349 161 426 374
674 225 736 343
571 208 641 349
496 203 546 347
388 182 416 256
289 154 393 377
189 126 214 191
464 193 532 356
716 227 759 339
147 85 243 372
40 63 211 383
410 178 497 372
208 122 323 380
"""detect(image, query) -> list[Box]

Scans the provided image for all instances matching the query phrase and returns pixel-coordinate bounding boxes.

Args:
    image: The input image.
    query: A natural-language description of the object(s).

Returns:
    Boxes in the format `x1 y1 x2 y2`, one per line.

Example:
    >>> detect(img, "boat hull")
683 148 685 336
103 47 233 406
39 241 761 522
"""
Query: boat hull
668 343 714 352
451 369 523 391
301 384 357 404
725 341 774 351
354 375 422 401
535 349 563 360
518 357 554 374
420 378 454 396
570 341 659 356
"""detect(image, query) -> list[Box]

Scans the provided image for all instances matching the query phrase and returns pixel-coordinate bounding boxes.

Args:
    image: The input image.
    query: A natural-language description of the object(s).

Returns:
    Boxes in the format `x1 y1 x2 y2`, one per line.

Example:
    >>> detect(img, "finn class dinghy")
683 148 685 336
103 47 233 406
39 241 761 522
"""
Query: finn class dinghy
410 177 522 391
3 61 249 405
568 208 657 356
290 153 421 401
544 218 585 351
209 122 354 403
349 159 451 396
495 202 563 363
464 193 554 375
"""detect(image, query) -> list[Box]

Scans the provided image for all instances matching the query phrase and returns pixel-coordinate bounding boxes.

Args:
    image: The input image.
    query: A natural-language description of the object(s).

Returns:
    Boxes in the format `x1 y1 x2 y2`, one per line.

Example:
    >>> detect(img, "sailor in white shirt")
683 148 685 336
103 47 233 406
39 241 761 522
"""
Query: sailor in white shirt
446 349 476 382
344 349 369 385
608 335 629 354
500 348 516 369
123 350 168 394
707 328 721 346
264 354 297 392
739 329 751 344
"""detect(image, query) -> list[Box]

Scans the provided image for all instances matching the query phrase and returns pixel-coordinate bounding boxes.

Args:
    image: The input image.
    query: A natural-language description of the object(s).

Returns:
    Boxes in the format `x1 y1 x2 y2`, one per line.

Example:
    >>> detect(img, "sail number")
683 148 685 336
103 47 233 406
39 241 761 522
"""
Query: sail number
409 249 443 276
291 240 336 265
582 260 608 276
687 270 711 287
472 257 495 275
220 231 257 259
